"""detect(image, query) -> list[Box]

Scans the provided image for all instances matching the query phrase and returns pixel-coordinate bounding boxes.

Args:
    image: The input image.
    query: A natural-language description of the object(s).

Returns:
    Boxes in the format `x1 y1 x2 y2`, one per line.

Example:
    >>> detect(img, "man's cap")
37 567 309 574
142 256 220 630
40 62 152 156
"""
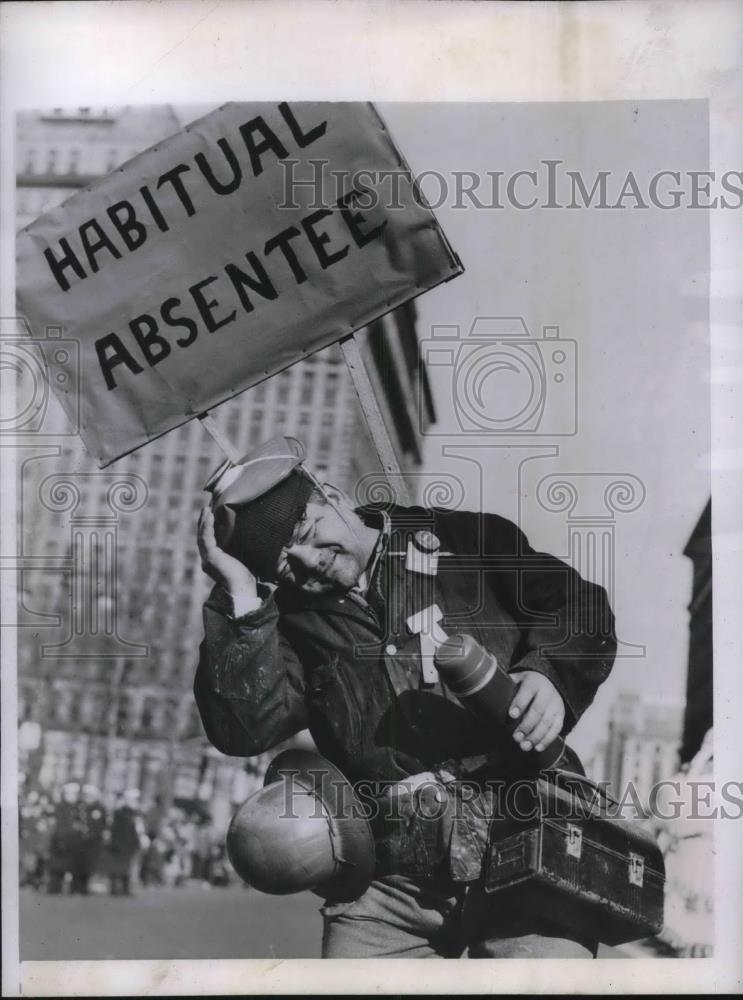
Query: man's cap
204 435 315 582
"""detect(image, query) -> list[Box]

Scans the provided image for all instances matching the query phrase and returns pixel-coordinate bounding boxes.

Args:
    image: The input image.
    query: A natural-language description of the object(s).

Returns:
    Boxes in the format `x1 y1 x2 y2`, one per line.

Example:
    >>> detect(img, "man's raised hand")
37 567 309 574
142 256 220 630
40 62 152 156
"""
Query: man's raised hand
198 505 258 609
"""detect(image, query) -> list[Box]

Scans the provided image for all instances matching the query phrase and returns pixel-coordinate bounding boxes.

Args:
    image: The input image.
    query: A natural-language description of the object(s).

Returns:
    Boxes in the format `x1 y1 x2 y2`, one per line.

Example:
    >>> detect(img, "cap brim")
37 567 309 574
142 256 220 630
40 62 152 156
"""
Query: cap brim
204 436 306 506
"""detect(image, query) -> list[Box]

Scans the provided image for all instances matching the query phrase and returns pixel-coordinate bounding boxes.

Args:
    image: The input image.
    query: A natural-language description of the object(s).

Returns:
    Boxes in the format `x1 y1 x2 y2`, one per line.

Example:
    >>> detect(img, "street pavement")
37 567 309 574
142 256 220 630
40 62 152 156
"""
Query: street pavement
20 884 633 961
20 883 322 961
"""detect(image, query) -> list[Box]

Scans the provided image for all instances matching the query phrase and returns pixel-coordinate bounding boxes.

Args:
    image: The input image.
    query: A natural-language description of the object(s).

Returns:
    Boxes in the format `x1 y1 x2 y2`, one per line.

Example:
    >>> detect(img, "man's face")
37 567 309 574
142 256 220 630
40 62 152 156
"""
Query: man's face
276 494 370 596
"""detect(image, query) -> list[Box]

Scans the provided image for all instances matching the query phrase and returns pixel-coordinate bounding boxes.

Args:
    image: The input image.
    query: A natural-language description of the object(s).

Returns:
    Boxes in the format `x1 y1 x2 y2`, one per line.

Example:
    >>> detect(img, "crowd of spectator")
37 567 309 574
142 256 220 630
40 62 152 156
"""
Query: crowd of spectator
19 781 233 895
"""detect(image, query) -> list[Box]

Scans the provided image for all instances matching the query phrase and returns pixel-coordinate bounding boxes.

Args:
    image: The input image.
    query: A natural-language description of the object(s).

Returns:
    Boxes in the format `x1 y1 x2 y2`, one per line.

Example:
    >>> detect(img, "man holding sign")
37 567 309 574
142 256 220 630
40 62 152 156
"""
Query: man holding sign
194 437 617 958
18 100 616 957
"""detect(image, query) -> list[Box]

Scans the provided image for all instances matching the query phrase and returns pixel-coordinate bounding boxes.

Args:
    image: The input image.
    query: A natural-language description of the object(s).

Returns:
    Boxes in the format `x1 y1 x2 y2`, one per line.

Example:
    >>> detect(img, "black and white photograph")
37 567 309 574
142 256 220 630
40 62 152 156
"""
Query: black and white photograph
1 2 741 996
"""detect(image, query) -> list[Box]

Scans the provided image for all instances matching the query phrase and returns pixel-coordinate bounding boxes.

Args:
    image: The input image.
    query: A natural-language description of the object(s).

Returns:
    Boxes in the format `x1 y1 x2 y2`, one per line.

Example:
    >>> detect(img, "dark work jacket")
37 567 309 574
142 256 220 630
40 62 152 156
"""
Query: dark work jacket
194 504 617 881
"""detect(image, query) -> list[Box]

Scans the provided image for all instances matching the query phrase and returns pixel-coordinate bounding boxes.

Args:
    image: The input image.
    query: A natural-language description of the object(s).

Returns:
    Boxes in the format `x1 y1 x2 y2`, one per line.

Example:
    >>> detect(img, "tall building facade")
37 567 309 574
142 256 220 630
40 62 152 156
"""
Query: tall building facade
14 106 435 834
679 499 712 766
589 692 684 806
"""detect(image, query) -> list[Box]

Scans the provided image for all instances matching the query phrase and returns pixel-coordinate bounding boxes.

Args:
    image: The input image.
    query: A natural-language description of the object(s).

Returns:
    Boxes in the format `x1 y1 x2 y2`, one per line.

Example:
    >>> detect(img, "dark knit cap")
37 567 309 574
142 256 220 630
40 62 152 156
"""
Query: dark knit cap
227 468 315 581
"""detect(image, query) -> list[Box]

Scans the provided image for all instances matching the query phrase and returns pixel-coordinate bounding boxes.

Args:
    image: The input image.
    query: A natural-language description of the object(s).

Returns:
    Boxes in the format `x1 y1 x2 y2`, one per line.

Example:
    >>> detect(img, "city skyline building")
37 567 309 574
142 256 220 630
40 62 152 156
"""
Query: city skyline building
584 691 684 806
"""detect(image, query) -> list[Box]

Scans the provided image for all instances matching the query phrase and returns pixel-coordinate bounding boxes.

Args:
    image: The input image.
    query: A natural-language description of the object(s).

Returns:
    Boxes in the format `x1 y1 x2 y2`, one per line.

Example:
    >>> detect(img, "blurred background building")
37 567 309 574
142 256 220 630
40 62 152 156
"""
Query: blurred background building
678 499 713 766
14 106 435 834
583 498 712 811
584 692 684 804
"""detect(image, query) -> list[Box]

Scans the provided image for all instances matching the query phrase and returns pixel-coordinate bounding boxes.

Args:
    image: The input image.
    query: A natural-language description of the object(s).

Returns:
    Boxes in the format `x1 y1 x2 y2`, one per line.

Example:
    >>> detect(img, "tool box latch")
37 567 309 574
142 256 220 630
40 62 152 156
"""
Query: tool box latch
628 852 645 887
566 823 583 859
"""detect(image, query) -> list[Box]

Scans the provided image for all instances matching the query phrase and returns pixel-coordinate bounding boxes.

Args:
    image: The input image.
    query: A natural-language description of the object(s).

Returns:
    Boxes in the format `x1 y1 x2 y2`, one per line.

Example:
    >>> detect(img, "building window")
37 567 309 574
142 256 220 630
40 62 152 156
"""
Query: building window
249 411 264 445
115 694 131 737
69 690 82 726
69 149 80 174
149 455 164 490
300 371 315 405
47 692 61 725
323 373 339 407
277 374 291 405
135 548 152 577
227 409 241 439
87 690 107 733
140 698 159 737
46 149 57 173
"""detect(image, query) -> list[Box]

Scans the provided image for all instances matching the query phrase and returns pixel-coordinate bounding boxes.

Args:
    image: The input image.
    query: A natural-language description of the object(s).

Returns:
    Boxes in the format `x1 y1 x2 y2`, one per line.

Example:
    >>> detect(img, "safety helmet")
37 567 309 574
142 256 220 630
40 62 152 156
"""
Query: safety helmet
226 749 375 903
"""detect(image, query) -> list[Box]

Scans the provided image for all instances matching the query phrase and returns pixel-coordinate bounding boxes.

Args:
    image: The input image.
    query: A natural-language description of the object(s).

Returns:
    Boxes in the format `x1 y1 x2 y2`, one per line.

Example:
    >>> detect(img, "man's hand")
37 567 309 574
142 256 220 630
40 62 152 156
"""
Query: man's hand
508 670 565 753
198 505 258 614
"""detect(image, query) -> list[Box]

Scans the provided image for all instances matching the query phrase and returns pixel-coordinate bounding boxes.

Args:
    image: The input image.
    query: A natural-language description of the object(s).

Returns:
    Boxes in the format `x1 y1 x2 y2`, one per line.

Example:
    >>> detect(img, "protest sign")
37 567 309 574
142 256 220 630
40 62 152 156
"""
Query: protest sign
16 101 462 465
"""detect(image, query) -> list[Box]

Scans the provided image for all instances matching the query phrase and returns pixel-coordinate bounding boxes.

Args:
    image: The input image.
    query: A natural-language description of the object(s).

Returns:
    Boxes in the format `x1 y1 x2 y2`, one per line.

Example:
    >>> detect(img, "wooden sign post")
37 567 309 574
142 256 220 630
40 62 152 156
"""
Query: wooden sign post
199 333 412 507
198 411 243 466
340 334 411 507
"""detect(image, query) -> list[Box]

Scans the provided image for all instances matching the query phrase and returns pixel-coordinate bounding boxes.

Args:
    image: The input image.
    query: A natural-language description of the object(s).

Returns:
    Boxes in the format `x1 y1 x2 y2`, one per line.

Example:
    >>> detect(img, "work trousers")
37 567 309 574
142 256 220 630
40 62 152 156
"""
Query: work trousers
321 874 597 959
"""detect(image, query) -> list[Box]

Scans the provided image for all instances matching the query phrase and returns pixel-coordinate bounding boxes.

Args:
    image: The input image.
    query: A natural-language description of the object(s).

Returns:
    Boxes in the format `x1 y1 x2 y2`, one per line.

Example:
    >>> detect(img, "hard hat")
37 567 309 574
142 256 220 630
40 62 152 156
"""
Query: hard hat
226 749 375 903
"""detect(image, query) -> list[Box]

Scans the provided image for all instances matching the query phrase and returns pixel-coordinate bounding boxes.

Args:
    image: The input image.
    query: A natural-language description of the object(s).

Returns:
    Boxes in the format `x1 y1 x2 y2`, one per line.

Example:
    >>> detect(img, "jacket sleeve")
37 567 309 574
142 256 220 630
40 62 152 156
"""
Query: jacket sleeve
482 511 617 733
433 512 616 783
193 584 309 757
